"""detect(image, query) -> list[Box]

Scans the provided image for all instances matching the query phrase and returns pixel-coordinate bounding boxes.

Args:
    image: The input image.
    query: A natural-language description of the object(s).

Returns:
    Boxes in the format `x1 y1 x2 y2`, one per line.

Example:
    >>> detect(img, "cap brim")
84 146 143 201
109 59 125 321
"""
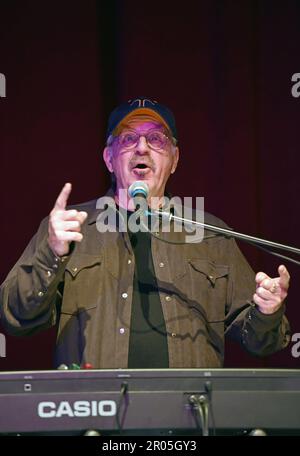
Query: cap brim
114 108 170 135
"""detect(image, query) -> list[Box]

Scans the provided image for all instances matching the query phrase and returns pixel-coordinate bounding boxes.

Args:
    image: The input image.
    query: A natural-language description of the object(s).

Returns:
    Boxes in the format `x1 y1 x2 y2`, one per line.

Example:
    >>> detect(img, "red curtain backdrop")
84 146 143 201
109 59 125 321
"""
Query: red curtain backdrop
0 0 299 370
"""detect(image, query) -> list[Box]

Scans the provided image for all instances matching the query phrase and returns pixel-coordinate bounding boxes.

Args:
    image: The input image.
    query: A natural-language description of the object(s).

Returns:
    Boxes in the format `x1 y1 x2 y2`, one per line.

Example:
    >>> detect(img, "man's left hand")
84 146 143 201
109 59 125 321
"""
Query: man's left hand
253 265 290 315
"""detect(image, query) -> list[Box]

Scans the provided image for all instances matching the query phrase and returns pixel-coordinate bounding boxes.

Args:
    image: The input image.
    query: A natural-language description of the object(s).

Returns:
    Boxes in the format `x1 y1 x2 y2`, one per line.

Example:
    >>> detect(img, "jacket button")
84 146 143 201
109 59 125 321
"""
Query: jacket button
38 291 44 297
171 332 177 338
122 293 128 299
165 296 171 302
72 267 78 273
209 275 214 280
46 271 52 277
127 259 132 265
159 262 165 268
119 328 125 334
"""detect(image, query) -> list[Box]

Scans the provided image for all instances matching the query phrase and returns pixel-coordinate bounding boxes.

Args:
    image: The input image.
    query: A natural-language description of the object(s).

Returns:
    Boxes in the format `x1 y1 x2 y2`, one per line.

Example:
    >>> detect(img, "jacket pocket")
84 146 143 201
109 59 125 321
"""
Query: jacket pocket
171 258 229 323
188 259 228 287
62 254 102 314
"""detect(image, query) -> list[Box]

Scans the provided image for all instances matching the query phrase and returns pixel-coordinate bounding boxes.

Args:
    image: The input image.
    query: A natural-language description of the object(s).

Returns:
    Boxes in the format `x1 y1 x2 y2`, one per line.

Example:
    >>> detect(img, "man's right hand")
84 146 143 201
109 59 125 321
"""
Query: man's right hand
48 183 88 257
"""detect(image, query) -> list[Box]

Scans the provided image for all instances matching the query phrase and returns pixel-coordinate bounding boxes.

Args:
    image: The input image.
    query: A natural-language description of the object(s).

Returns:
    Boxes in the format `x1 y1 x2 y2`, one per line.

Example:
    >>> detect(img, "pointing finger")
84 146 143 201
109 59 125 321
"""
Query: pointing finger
278 265 290 290
53 183 72 211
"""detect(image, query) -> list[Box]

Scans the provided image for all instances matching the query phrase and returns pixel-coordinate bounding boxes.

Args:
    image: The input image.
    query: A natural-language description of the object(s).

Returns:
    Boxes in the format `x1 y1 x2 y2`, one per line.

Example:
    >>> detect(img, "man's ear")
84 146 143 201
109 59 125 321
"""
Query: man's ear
171 147 179 174
103 147 114 173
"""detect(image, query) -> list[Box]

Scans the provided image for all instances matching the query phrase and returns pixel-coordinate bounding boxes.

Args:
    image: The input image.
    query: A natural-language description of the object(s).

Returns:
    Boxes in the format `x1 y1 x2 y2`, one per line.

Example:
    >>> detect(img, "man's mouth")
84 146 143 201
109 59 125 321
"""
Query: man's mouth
131 163 153 175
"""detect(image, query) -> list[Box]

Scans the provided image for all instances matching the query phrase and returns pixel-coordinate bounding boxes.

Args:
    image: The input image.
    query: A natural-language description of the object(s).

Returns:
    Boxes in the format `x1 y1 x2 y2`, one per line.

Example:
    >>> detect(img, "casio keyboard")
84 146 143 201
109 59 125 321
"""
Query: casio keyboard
0 369 300 435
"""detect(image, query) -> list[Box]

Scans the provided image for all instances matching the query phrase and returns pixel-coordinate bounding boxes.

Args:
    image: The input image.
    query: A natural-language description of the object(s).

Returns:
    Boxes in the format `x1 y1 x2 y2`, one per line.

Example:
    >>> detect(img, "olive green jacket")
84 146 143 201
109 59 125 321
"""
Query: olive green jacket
0 194 290 368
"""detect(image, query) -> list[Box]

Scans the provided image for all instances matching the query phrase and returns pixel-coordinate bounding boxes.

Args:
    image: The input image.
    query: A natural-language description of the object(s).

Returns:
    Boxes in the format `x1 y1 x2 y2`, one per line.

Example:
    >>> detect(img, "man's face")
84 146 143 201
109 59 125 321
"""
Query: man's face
103 118 179 200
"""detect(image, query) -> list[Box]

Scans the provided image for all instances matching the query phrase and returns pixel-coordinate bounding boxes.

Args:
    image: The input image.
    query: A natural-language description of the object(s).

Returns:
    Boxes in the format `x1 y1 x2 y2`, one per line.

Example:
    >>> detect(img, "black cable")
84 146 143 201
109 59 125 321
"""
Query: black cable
246 240 300 266
113 204 300 265
113 205 294 328
140 209 300 265
143 218 300 265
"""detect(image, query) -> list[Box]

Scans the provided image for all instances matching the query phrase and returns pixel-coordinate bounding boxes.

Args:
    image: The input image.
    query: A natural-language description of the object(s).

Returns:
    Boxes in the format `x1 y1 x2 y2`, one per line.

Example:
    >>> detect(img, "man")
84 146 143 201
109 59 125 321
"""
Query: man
0 97 291 368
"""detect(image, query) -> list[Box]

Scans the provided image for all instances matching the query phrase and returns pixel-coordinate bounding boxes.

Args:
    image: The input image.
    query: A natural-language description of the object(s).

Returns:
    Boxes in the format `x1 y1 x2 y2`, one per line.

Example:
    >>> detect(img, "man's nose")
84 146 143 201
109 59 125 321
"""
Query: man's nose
135 136 150 154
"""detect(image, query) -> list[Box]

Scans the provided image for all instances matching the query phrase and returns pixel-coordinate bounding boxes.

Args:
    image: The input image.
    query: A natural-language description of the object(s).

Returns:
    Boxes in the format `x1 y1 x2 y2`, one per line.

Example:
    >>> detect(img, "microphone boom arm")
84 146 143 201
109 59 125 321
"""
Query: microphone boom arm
154 209 300 257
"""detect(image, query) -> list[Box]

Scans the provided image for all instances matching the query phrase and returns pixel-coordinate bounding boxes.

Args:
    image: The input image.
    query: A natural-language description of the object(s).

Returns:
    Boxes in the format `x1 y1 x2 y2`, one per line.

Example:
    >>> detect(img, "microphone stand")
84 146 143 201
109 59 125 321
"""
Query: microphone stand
149 209 300 264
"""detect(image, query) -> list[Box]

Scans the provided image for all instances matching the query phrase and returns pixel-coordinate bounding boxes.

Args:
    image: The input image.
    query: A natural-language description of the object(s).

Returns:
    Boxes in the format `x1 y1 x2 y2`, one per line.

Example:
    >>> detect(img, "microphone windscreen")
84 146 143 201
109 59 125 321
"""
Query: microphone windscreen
128 181 149 199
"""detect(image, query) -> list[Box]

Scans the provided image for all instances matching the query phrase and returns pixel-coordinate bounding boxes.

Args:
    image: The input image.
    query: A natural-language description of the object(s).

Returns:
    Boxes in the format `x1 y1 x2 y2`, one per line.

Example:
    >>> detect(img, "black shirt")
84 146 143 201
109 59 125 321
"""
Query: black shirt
126 210 169 368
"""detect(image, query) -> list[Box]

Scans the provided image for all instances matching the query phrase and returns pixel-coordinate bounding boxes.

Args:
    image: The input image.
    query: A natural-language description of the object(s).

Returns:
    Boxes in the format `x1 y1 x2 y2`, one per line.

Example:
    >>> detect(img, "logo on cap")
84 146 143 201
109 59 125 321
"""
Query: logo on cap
128 98 157 108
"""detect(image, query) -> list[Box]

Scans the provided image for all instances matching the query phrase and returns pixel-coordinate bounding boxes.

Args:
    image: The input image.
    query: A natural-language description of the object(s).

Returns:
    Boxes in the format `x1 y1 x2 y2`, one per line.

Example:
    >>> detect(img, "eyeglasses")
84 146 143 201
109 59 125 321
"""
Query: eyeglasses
112 129 176 151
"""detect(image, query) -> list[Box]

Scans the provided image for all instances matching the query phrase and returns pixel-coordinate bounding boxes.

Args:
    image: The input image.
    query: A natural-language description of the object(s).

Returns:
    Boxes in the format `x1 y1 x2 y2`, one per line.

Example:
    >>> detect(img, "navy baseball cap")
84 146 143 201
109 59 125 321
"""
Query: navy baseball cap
106 97 178 140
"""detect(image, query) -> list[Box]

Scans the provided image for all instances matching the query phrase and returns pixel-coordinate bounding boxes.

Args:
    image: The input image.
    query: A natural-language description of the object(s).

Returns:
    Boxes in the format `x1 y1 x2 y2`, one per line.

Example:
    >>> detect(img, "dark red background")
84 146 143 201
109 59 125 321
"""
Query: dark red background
0 0 299 370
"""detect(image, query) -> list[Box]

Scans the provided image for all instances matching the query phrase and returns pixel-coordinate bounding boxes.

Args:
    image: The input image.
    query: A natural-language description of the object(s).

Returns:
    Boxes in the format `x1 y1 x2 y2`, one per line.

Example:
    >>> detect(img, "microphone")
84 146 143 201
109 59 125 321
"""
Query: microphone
127 182 149 231
128 181 149 200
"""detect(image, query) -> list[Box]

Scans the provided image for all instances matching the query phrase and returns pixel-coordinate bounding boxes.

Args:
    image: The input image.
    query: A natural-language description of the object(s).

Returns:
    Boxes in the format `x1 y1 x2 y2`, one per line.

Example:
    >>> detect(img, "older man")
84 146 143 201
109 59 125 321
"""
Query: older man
0 97 291 368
